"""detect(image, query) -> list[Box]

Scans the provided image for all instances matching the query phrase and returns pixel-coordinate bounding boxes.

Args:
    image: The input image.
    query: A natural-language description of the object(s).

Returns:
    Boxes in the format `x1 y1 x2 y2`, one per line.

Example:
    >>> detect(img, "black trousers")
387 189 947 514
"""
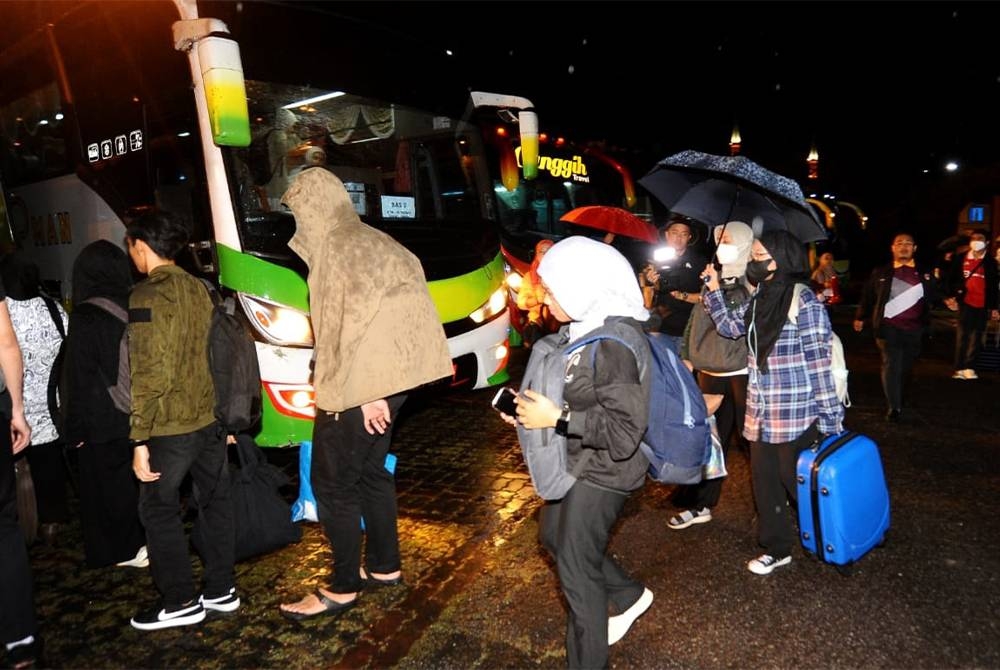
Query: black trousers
311 394 406 594
749 423 818 559
539 480 643 670
78 437 145 568
954 305 987 370
674 372 748 510
25 439 70 524
138 421 234 608
0 405 37 644
875 324 923 412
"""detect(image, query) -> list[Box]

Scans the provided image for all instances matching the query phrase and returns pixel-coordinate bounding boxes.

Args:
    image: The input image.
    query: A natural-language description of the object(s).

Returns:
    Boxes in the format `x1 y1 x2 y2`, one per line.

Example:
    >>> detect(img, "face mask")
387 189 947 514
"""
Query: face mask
745 260 773 285
970 240 986 252
715 243 739 266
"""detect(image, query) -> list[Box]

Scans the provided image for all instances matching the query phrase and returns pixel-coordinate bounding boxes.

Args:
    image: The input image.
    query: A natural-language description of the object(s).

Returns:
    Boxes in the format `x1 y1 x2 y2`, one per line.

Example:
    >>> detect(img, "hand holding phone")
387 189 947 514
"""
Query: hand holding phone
491 387 519 416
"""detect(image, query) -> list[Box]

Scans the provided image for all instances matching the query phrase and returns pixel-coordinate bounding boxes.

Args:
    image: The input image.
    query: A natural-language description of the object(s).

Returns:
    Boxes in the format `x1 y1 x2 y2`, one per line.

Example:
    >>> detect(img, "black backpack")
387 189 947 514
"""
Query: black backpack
41 295 70 433
199 280 262 433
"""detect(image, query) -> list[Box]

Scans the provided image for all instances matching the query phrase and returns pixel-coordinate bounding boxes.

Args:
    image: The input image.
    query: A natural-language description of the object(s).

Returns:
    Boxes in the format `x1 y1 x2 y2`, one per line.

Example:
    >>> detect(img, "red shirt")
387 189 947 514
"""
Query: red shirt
962 253 987 308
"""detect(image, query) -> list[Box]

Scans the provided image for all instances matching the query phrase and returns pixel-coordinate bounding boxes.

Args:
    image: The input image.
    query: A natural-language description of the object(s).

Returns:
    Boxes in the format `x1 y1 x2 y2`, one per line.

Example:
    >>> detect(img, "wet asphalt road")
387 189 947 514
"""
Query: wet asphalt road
18 306 1000 669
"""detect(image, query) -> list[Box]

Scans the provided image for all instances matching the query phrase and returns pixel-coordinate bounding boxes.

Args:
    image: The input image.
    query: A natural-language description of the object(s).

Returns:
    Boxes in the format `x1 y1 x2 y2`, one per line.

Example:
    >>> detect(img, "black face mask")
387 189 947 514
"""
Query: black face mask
745 260 773 285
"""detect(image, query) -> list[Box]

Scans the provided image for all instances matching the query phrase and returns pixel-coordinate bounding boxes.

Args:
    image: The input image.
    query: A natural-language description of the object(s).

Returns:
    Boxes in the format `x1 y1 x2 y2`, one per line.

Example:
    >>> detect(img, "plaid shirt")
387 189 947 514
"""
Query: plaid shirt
704 285 844 444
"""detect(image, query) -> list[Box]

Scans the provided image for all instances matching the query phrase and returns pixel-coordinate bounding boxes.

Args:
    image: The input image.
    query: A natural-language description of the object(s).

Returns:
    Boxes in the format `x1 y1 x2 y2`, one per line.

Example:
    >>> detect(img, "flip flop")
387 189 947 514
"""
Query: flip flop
359 569 404 588
279 590 357 621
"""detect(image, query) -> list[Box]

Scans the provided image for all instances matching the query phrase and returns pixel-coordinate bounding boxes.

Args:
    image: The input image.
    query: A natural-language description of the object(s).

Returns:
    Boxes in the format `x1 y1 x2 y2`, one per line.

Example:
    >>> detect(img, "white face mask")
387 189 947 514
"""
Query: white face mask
970 240 986 252
715 243 739 265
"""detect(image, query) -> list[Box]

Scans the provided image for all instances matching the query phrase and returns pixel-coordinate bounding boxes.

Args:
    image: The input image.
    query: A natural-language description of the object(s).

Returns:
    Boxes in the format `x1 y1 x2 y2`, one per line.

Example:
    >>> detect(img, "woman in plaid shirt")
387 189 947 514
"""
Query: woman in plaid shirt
701 230 844 575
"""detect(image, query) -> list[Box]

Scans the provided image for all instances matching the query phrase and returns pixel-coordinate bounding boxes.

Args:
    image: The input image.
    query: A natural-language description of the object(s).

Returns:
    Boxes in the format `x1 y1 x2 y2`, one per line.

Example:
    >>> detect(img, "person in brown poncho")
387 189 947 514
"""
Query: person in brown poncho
278 168 452 619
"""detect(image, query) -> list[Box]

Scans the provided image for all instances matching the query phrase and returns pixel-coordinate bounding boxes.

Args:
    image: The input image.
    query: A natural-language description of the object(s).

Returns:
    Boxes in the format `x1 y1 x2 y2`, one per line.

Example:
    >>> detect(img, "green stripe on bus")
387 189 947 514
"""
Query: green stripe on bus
426 252 505 322
216 244 310 311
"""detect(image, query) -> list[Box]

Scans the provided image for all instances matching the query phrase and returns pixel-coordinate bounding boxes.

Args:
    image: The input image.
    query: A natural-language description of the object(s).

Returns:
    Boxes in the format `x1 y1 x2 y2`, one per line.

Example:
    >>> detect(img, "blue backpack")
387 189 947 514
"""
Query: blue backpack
572 331 712 485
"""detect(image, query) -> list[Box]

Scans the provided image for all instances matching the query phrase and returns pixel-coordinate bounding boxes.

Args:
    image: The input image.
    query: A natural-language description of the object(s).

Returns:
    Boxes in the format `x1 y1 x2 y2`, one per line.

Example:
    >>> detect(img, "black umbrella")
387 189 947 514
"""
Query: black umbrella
638 150 828 243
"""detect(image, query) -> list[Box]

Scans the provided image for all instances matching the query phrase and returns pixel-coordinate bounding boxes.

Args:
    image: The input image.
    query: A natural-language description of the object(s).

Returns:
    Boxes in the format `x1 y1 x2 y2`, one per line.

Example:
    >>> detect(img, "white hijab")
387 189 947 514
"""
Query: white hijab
713 220 754 279
537 236 649 343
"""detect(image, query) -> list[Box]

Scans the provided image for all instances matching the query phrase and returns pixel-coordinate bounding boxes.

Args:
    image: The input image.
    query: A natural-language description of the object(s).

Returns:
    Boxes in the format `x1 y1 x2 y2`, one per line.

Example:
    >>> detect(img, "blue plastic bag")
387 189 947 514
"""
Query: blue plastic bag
291 440 318 522
291 441 398 526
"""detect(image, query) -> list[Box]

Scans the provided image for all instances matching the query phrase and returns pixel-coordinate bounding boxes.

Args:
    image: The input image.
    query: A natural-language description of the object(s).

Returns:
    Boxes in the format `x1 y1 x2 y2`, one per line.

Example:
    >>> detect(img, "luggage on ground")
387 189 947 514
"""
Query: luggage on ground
796 430 890 571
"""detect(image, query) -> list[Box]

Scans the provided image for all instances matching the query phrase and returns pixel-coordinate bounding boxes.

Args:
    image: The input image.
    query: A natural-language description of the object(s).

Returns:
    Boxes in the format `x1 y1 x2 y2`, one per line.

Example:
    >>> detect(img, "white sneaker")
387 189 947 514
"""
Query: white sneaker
200 587 240 613
608 588 653 645
963 369 979 380
747 553 792 575
952 370 966 379
116 545 149 568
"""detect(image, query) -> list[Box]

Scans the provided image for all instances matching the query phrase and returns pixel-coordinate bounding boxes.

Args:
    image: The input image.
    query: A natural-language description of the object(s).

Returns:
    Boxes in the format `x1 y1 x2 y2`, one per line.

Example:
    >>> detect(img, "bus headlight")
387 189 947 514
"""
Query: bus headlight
469 286 508 323
238 294 314 346
506 270 523 293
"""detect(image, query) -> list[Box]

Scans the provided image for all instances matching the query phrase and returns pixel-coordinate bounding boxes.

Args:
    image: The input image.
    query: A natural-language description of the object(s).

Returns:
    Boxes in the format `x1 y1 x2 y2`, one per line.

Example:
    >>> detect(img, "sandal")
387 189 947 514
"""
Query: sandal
279 590 357 621
359 569 403 588
667 507 712 530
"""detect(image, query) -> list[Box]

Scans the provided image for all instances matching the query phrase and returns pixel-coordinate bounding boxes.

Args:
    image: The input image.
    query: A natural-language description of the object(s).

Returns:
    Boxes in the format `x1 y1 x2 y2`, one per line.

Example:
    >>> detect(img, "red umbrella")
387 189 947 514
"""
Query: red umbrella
559 206 659 244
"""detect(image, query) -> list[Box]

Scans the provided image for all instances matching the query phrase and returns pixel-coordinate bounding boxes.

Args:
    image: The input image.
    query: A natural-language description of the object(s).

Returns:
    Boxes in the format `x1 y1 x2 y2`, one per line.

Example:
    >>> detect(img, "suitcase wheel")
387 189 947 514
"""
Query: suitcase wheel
835 563 855 577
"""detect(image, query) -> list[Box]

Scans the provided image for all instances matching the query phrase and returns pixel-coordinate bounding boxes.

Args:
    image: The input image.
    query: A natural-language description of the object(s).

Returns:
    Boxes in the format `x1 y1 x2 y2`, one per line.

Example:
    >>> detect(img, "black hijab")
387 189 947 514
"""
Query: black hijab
744 230 810 373
0 254 42 300
71 240 133 305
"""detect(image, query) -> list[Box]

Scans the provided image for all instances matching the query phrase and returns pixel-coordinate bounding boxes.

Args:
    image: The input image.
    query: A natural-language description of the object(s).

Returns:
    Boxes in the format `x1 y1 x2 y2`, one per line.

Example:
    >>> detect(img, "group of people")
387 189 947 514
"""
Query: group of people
855 229 998 423
496 214 846 669
4 160 997 670
2 168 455 668
500 219 999 669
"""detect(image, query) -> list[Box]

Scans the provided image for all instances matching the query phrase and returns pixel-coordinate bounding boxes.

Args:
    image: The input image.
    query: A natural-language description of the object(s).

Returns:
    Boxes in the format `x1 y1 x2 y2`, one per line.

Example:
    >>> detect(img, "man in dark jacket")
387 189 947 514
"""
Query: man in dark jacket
639 216 708 352
853 233 940 422
126 211 237 631
942 230 999 380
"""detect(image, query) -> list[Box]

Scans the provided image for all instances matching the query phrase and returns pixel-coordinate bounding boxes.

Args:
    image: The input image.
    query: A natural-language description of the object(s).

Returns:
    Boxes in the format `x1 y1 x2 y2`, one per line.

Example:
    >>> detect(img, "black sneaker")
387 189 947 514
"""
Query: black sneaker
130 601 206 631
200 587 240 613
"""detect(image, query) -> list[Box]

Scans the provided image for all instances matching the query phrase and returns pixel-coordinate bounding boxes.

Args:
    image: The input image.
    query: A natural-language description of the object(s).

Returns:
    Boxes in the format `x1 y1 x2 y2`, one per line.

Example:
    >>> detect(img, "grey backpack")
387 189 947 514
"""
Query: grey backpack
81 297 131 414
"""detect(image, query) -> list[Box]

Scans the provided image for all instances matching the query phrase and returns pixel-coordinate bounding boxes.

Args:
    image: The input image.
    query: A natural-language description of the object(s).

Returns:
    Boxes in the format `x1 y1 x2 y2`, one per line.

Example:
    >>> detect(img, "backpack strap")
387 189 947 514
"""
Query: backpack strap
41 296 66 339
80 297 131 414
786 283 807 324
41 296 67 431
82 296 128 323
198 278 224 308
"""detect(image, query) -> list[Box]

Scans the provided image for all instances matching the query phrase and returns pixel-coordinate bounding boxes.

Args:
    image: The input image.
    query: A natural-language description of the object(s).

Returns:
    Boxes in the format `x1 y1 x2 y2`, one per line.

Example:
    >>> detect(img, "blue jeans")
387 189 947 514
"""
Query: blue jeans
139 421 234 607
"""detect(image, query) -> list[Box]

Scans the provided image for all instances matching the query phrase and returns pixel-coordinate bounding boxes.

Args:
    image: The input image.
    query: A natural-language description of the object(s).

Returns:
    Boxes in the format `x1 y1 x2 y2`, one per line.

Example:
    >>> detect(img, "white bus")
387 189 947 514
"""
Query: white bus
0 0 542 447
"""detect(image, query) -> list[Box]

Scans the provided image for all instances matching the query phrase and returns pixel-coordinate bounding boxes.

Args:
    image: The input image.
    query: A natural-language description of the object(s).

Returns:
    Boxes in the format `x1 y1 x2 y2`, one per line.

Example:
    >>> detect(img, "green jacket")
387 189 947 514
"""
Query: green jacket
128 264 215 441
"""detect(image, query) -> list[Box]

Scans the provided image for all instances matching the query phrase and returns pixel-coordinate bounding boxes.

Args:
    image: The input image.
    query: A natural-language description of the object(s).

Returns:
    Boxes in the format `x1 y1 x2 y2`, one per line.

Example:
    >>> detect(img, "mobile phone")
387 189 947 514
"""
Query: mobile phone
491 387 519 415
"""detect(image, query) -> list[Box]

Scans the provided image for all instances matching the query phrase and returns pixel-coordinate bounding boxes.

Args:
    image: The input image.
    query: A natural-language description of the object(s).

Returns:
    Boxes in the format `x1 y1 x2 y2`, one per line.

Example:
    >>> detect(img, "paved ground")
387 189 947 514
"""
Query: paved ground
15 306 1000 669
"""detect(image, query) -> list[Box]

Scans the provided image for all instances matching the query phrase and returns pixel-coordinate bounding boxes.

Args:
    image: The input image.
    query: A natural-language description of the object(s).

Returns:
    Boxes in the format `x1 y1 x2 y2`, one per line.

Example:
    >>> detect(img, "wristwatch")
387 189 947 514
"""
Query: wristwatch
555 407 571 436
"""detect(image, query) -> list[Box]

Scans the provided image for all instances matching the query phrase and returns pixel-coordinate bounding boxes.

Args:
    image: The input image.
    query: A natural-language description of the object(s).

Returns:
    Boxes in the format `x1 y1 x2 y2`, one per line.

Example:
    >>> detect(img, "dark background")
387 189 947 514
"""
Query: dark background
5 1 999 261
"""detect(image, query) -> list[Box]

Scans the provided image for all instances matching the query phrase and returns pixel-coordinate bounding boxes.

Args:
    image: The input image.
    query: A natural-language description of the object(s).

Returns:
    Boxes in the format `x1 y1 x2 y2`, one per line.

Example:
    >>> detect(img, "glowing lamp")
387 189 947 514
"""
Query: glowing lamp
519 110 539 180
197 36 251 147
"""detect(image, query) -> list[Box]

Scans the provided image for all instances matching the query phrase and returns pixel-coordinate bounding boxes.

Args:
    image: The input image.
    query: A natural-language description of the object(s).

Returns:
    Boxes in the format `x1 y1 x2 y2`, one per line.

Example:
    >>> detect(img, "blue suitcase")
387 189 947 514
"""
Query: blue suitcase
796 431 890 572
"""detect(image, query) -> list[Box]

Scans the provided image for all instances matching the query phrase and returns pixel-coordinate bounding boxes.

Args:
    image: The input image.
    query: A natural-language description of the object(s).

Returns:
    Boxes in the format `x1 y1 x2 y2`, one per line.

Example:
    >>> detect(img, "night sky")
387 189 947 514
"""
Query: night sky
4 1 999 251
323 1 1000 245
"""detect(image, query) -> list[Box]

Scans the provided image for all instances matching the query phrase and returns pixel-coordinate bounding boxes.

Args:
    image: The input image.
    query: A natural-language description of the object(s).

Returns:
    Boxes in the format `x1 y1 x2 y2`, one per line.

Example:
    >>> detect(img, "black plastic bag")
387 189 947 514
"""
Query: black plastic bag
194 434 301 562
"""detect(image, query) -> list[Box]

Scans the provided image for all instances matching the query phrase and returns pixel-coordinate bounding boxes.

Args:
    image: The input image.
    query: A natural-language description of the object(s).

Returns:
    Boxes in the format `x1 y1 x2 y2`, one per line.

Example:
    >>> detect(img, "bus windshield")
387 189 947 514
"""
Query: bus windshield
229 82 499 280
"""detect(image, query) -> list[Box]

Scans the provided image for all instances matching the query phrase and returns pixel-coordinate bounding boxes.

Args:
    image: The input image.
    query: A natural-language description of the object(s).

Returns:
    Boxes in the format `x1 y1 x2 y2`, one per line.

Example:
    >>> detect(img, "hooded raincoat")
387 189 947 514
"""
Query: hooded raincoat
282 168 452 411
